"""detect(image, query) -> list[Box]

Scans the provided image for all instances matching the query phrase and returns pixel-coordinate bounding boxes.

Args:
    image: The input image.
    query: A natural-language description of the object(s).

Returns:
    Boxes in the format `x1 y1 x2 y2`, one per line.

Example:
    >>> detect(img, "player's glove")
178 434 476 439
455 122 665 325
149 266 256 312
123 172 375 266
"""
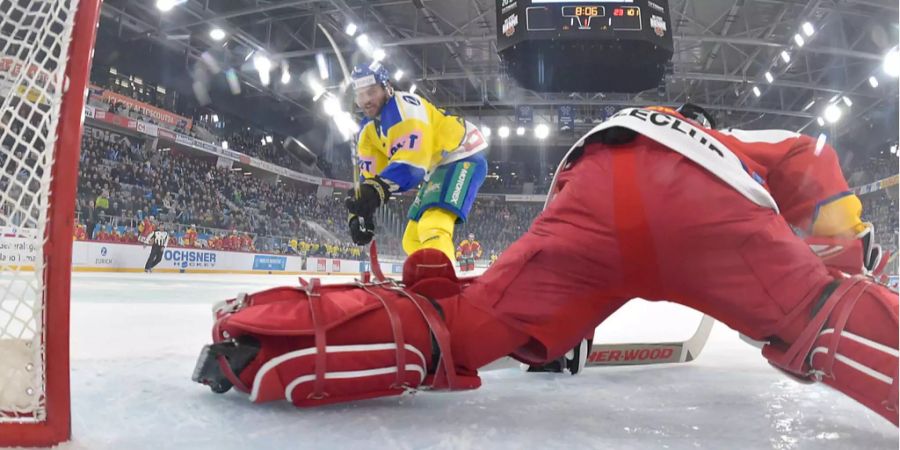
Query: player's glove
348 214 376 246
345 177 392 218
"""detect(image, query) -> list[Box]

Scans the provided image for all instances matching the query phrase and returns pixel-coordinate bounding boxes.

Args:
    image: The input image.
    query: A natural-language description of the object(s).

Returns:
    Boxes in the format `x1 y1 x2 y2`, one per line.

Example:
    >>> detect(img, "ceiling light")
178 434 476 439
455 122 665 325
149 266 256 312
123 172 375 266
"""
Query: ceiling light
764 72 774 83
498 126 510 138
823 104 842 123
516 126 525 136
393 69 404 81
752 86 761 97
883 47 899 77
534 124 550 139
209 28 226 41
841 96 852 107
345 23 358 36
801 22 815 37
780 51 791 63
482 126 491 137
793 34 805 47
869 76 879 88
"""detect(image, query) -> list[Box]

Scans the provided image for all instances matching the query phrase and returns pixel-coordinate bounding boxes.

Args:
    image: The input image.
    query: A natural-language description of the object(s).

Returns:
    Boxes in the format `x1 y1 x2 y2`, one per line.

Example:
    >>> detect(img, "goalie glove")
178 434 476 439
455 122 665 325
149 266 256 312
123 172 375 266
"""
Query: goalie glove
345 176 392 218
348 214 376 246
806 223 886 277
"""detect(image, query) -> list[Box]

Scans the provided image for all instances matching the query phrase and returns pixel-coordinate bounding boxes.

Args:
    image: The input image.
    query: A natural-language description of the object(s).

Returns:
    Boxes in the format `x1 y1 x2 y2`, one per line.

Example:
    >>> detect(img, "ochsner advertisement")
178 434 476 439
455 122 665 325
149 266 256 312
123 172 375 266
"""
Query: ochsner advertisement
1 233 369 275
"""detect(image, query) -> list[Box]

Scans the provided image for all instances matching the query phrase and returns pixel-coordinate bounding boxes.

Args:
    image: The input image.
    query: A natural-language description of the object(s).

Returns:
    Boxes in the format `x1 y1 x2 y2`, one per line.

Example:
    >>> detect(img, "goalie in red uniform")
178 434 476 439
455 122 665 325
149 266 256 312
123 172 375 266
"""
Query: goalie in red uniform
456 233 483 272
193 105 898 426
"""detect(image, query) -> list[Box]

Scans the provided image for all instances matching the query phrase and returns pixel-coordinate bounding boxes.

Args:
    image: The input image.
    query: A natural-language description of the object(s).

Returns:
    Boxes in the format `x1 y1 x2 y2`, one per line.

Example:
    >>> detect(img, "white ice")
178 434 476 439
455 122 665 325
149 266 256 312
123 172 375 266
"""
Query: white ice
35 272 900 449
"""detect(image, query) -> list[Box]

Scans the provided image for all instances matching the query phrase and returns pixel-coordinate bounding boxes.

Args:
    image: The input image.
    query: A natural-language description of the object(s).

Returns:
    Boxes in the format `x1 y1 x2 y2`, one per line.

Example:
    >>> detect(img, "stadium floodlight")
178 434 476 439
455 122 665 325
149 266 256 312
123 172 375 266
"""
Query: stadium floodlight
280 66 291 85
883 47 899 77
334 111 360 141
393 69 404 81
869 76 879 88
841 96 853 107
793 34 805 47
409 83 417 94
815 133 827 155
373 48 386 62
323 96 341 117
345 23 358 36
155 0 183 12
802 100 816 111
482 126 491 137
823 104 842 123
752 86 761 97
306 76 326 98
253 54 272 86
535 124 550 139
780 51 791 63
764 72 774 83
355 34 373 54
316 53 329 80
802 22 815 37
817 117 825 127
498 126 510 138
209 28 226 41
516 126 525 136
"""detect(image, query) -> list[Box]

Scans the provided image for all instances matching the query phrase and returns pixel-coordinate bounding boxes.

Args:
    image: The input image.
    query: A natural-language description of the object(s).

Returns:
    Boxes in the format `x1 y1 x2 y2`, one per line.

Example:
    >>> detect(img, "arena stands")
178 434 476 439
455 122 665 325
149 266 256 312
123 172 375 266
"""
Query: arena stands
69 71 897 272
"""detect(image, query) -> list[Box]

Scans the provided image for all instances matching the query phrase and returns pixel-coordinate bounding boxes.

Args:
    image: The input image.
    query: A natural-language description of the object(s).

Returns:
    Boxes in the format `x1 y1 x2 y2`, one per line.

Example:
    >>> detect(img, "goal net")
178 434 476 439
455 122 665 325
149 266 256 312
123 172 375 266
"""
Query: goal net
0 0 100 446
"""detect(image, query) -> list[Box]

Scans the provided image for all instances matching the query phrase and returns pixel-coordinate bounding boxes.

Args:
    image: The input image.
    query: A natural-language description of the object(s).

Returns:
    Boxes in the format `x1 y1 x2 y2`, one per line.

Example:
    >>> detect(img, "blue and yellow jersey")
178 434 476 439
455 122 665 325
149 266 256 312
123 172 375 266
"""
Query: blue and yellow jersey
357 91 488 192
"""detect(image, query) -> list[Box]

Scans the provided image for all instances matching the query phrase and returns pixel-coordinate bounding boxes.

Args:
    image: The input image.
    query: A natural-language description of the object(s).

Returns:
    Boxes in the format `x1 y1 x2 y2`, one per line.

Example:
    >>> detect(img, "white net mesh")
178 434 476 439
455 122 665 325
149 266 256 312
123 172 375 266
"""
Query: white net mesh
1 0 80 422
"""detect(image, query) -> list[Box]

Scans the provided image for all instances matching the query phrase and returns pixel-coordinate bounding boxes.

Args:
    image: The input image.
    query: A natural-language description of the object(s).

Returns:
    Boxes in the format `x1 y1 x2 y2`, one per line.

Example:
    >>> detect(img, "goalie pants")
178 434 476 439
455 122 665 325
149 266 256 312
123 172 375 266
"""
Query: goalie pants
449 137 898 422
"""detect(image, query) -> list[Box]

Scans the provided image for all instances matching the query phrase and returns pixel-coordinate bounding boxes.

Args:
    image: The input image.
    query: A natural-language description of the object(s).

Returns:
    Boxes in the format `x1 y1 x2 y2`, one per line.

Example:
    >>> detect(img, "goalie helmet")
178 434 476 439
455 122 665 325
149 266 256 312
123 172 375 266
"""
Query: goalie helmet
677 103 717 129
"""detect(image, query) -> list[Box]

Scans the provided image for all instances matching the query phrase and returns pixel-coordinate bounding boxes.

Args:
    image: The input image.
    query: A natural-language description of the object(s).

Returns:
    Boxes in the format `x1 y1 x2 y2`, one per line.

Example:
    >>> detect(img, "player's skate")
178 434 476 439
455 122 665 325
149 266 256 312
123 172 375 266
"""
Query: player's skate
192 335 260 394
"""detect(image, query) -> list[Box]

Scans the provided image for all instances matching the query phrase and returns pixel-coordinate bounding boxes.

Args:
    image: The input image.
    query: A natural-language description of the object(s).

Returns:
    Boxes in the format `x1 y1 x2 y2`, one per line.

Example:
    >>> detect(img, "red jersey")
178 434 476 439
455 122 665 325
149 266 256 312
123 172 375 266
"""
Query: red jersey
74 226 86 241
184 229 198 247
591 107 860 238
711 128 853 235
140 219 155 238
456 239 482 258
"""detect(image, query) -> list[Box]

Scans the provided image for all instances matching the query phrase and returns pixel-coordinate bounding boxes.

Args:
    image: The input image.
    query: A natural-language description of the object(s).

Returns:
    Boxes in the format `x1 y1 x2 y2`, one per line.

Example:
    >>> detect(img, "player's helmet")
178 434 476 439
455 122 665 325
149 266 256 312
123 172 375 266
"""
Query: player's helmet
676 103 717 129
351 63 390 91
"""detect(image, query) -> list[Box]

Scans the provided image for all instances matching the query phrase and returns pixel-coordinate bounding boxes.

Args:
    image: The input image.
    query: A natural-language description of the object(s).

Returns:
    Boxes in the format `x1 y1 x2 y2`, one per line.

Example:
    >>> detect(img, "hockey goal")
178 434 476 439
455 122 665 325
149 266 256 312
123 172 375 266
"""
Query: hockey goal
0 0 101 446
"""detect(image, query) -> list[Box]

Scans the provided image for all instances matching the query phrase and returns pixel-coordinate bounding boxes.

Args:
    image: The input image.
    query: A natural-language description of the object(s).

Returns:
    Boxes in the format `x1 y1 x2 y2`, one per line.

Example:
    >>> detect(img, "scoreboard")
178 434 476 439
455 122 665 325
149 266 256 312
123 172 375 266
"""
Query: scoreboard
497 0 673 92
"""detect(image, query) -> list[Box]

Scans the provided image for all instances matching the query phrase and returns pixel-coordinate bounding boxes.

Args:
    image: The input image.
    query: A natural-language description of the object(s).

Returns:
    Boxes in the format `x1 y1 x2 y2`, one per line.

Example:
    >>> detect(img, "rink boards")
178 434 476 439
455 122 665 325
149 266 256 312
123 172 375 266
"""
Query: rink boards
0 235 400 276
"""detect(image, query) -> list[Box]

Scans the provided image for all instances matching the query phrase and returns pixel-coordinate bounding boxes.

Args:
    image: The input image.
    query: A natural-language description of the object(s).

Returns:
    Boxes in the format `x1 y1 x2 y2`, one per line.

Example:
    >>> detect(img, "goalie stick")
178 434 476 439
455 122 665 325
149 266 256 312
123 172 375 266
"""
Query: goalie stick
481 314 716 371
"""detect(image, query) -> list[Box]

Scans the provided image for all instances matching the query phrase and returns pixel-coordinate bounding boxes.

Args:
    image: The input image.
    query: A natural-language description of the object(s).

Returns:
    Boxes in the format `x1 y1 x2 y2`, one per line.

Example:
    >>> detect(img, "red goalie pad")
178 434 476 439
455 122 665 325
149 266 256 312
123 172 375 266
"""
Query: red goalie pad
210 277 478 407
208 268 485 408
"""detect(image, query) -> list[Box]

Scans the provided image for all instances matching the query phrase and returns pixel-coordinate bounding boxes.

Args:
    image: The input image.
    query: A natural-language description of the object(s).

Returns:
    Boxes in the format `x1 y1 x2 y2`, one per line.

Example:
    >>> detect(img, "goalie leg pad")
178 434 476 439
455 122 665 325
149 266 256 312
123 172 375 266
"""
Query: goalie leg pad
763 276 899 424
206 278 480 408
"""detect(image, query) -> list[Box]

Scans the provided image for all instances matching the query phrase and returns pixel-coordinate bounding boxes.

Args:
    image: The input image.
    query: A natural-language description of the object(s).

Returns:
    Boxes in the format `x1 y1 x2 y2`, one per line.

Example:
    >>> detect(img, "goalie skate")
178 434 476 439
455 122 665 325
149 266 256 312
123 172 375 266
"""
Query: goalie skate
191 336 260 394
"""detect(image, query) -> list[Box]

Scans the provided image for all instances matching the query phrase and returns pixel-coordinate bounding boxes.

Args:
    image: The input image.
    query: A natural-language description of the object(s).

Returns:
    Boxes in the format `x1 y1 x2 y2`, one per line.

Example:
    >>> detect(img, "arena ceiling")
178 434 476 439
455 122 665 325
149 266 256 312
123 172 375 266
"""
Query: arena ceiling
97 0 898 146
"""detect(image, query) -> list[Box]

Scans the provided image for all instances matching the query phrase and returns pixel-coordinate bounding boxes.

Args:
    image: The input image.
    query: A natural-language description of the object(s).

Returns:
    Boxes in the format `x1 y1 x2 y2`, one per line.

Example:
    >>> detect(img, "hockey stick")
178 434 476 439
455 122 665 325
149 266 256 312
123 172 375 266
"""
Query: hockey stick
481 314 716 371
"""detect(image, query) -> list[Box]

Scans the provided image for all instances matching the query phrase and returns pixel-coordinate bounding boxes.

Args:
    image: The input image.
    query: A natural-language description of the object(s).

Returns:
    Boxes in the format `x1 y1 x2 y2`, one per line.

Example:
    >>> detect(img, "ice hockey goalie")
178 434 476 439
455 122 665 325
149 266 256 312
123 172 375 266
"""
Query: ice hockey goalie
193 105 898 426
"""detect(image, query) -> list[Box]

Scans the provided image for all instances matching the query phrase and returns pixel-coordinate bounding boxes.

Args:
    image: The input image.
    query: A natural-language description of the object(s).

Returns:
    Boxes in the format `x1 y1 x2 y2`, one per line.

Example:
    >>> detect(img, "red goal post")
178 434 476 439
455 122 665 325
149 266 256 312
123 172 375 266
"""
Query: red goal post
0 0 101 446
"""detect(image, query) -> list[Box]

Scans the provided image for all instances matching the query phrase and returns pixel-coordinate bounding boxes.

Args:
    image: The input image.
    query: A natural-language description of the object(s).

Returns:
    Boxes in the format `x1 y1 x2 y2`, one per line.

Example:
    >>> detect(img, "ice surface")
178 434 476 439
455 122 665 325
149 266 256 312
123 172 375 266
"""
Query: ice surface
20 273 900 449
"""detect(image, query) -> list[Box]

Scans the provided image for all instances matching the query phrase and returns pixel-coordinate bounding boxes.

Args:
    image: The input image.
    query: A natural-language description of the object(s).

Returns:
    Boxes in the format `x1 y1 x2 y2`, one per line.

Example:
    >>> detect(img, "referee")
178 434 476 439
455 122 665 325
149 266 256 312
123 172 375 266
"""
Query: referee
144 229 169 273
